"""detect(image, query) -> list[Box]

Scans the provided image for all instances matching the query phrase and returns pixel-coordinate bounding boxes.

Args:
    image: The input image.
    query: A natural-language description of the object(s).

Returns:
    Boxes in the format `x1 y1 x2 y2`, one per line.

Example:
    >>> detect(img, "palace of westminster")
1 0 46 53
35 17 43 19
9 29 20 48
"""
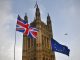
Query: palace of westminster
22 4 55 60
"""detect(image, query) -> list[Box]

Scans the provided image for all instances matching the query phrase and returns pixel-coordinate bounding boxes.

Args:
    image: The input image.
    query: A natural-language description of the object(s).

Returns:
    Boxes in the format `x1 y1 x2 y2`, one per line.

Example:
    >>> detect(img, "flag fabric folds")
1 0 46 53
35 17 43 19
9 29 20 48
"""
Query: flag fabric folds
16 15 38 38
16 15 29 35
51 38 70 56
27 26 38 38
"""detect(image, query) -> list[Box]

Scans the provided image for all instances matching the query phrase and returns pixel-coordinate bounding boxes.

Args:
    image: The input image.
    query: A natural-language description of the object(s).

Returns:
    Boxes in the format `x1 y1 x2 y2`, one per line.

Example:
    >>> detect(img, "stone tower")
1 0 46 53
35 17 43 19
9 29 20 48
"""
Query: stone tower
22 4 55 60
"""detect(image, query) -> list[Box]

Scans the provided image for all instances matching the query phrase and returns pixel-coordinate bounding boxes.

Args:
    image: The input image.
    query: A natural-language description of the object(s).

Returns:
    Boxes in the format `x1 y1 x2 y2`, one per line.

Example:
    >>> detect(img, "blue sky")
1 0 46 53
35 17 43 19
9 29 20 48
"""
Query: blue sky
0 0 80 60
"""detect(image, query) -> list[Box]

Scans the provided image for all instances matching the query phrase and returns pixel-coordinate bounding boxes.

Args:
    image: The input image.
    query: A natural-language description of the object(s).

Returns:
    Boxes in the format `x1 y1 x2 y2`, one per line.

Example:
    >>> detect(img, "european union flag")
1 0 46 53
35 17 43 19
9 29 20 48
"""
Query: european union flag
51 38 70 56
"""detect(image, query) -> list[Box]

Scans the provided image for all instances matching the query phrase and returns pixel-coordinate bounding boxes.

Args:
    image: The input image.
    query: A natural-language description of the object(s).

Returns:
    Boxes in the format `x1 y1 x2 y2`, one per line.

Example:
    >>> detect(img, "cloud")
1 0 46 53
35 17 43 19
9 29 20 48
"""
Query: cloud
0 0 80 60
53 0 80 60
0 0 15 60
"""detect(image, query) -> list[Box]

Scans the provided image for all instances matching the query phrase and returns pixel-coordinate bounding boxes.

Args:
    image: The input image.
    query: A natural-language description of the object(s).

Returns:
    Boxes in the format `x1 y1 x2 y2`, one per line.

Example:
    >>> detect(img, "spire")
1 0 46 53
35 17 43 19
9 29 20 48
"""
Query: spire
36 2 38 9
36 3 39 13
17 14 23 20
47 13 51 27
34 1 38 8
47 13 52 36
47 13 51 20
47 13 51 24
35 2 41 20
24 13 28 23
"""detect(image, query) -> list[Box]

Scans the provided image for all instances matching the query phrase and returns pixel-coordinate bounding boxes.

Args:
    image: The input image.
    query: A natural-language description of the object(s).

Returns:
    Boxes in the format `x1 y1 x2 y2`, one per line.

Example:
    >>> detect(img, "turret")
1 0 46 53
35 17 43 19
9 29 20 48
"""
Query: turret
24 13 28 23
47 13 51 27
47 13 53 36
35 4 41 20
18 15 23 20
34 3 41 29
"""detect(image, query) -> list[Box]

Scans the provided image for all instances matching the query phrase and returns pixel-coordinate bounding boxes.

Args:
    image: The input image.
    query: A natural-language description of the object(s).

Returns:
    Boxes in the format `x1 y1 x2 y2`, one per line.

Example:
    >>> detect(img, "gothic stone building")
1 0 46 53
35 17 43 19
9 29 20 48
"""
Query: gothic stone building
22 5 55 60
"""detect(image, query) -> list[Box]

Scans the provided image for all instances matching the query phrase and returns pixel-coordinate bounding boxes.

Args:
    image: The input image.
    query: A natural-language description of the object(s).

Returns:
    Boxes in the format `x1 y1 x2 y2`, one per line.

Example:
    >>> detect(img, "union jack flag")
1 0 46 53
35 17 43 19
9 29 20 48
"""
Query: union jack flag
16 15 29 35
27 26 38 38
16 15 38 38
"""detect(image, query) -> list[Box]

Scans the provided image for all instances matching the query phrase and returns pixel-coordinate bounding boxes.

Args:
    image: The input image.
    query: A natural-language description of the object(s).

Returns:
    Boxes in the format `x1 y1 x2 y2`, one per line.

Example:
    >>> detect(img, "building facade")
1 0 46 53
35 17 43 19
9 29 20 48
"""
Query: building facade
22 4 55 60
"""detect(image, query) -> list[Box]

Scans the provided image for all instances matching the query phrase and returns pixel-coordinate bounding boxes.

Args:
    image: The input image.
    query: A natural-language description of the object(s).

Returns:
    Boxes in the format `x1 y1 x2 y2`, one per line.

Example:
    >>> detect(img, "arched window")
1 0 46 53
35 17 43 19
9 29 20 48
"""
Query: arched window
31 38 34 48
34 57 36 60
28 38 30 48
46 58 48 60
43 57 45 60
42 35 44 47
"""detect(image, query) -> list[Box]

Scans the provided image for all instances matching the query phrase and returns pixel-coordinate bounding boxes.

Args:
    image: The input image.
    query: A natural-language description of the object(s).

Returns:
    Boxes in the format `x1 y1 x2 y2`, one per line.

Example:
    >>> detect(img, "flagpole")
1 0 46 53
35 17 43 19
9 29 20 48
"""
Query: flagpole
14 29 16 60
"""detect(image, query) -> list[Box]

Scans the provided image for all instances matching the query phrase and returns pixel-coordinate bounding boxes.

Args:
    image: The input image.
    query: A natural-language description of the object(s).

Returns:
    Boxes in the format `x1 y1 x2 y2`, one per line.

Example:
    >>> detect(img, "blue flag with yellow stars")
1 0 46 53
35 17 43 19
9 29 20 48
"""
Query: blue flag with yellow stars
51 38 70 56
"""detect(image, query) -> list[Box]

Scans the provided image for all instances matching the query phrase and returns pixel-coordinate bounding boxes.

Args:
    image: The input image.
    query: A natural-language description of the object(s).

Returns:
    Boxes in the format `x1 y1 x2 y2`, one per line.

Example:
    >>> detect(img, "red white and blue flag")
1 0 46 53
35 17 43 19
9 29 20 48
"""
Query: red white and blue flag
16 15 29 35
16 15 38 38
27 26 38 38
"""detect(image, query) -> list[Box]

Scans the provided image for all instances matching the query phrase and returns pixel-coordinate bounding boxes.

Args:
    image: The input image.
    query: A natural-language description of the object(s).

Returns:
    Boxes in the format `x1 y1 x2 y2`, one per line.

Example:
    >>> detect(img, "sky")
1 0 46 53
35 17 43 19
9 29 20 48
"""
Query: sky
0 0 80 60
